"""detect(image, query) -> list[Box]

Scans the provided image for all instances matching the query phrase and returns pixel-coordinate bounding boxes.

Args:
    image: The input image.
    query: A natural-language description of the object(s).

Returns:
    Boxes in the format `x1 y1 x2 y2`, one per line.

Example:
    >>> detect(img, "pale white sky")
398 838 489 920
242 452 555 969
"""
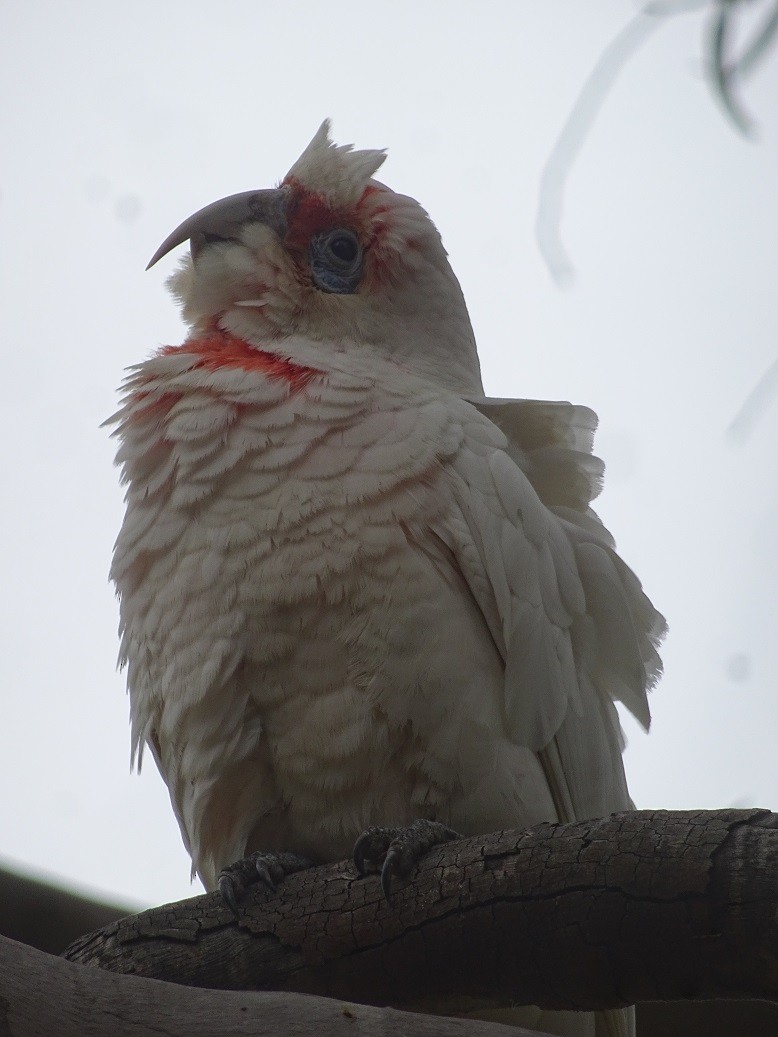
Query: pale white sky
1 1 776 909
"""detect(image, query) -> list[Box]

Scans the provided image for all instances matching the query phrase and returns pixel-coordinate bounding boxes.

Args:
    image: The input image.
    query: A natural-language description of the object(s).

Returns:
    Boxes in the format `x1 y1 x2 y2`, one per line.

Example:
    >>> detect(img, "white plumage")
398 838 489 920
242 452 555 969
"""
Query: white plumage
111 122 665 1037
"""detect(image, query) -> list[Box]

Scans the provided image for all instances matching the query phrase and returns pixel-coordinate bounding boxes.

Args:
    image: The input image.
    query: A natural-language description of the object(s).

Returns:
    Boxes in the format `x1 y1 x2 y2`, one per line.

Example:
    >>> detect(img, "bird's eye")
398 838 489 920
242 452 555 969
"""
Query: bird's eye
329 234 358 263
309 228 363 294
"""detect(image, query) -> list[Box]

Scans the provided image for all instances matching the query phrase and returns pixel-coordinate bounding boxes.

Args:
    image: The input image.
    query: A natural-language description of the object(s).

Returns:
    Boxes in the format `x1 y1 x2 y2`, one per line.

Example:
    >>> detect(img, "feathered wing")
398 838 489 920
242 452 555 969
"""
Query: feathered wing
459 397 665 817
435 398 665 1037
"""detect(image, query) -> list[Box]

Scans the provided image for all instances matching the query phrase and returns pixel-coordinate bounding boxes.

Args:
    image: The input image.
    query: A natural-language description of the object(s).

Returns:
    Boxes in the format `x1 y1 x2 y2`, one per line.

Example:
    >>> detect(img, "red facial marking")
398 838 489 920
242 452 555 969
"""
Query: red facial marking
160 332 321 391
281 179 396 298
282 177 351 252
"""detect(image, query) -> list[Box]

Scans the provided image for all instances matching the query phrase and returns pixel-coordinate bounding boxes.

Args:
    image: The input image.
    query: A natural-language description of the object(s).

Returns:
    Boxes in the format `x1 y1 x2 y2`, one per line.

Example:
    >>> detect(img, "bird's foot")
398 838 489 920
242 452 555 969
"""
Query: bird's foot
353 819 460 901
218 850 312 915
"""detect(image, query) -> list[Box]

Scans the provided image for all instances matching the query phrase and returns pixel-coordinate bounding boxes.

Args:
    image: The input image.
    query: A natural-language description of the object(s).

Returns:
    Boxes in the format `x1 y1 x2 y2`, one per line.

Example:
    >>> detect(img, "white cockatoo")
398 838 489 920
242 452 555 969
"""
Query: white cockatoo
110 122 665 1037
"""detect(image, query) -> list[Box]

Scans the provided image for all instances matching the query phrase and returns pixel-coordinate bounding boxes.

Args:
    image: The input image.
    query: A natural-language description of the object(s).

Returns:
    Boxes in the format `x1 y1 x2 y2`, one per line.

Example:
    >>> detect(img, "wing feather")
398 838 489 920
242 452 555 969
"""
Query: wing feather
441 397 665 830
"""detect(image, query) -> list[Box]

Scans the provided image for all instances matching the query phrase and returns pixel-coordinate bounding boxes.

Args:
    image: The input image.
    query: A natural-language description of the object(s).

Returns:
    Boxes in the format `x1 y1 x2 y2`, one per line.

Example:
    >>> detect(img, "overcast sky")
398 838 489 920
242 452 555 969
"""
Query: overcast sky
1 1 776 909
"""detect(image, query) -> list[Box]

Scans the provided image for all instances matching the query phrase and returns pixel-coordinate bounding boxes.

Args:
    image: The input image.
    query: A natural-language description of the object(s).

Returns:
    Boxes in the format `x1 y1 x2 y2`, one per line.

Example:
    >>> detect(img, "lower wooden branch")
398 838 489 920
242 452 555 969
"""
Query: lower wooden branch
0 935 536 1037
64 809 778 1012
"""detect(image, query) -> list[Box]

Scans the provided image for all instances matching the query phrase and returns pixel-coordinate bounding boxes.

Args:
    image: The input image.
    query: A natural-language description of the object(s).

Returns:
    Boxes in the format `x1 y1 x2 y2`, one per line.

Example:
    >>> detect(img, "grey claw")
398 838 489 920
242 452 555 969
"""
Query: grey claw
380 846 402 901
218 873 241 916
254 859 278 892
217 851 312 913
352 833 372 876
354 820 461 902
353 826 399 876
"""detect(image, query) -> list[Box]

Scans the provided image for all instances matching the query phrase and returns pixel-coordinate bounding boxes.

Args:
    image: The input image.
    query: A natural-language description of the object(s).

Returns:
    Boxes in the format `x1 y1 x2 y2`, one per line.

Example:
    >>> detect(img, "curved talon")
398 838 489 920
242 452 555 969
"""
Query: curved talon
352 833 372 876
253 859 278 892
380 845 402 901
353 820 461 902
353 826 398 876
217 850 312 913
218 873 241 916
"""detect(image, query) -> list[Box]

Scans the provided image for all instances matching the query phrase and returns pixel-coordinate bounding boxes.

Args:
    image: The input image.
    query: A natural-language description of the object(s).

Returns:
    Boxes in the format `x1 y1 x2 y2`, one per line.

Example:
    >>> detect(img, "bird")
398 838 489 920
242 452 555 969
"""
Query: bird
110 121 665 1036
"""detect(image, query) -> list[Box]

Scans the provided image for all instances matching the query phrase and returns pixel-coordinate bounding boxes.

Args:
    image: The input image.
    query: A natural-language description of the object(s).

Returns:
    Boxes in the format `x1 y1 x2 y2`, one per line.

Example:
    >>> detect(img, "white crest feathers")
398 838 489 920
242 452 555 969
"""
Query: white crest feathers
284 119 387 207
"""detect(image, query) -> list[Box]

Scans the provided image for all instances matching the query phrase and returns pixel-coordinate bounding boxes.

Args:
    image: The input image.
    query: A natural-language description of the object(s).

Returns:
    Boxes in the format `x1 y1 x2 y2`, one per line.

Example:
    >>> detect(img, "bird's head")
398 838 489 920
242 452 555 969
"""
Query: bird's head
149 121 482 394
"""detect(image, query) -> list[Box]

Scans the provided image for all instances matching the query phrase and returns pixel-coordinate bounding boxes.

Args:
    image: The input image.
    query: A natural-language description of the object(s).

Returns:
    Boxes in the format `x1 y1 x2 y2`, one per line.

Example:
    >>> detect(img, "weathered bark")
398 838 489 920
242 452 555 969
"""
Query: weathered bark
64 809 778 1012
0 934 535 1037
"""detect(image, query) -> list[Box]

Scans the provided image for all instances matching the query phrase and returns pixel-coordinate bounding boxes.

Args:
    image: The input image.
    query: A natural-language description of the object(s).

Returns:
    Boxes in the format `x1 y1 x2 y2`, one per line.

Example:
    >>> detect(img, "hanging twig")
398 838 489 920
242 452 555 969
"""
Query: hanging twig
537 0 777 282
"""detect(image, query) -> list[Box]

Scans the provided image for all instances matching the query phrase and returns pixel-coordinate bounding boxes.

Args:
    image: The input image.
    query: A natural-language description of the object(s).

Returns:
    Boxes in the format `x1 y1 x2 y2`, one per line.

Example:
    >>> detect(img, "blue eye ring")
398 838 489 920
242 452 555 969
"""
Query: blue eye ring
309 228 363 294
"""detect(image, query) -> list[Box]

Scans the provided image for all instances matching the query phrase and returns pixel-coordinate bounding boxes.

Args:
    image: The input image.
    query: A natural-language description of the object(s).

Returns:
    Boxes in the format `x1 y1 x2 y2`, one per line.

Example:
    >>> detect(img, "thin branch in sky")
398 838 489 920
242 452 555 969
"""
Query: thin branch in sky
537 0 778 284
708 0 756 134
536 1 705 285
738 0 778 70
706 0 778 136
726 357 778 444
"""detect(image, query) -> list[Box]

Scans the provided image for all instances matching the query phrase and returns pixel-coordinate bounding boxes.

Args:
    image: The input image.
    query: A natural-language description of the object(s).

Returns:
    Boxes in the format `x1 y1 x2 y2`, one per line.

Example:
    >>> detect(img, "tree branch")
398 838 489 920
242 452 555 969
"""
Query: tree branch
64 809 778 1012
0 935 535 1037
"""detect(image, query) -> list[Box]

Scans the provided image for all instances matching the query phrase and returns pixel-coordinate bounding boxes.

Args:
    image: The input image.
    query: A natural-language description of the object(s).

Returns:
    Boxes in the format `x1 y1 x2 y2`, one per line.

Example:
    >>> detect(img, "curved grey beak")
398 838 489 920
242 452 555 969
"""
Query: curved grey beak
146 187 289 270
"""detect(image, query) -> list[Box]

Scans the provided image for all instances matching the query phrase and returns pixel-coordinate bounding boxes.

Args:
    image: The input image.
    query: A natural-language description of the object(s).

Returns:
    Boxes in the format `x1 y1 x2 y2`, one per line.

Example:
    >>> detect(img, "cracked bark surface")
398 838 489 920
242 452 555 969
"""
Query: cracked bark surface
64 809 778 1012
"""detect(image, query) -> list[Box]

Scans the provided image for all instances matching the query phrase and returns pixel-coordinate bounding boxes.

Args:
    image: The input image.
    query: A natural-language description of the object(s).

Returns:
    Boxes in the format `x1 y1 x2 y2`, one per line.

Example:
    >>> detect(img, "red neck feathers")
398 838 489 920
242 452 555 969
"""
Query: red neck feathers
160 331 320 392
